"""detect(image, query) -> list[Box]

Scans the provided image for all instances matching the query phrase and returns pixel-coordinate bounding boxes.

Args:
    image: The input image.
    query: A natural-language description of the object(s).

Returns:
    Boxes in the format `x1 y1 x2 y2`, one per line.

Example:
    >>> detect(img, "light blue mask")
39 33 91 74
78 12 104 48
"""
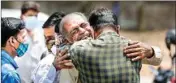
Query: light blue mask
16 43 29 57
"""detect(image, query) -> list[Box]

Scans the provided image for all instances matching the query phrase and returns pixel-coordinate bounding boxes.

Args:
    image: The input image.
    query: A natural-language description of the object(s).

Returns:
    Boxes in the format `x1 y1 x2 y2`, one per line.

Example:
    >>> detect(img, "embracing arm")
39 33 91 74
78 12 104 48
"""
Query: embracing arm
124 41 163 66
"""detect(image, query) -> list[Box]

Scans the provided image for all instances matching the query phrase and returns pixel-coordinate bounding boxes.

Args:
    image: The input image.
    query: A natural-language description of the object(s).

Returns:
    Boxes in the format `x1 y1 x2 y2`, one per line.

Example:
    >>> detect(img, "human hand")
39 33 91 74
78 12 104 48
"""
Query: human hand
53 49 74 71
124 41 154 61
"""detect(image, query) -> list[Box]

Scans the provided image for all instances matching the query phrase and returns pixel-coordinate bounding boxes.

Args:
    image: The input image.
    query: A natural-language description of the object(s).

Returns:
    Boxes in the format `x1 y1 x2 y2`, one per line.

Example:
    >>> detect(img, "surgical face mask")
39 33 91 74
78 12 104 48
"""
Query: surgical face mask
15 35 31 57
16 42 29 57
23 16 42 30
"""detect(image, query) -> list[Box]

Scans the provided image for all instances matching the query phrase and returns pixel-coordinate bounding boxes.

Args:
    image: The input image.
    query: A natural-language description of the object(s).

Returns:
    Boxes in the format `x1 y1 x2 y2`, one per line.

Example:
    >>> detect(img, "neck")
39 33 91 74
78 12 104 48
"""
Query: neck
95 27 119 38
3 46 16 58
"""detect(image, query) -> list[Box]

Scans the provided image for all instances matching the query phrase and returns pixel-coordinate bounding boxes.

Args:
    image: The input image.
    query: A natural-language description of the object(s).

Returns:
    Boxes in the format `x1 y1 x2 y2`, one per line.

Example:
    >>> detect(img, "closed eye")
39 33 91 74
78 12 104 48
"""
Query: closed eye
80 23 88 28
70 27 79 36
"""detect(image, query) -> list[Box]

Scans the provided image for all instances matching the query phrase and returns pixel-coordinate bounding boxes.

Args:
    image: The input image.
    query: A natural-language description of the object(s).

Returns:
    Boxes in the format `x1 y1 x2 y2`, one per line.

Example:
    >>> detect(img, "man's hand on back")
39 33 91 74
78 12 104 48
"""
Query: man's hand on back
123 41 154 61
53 49 74 71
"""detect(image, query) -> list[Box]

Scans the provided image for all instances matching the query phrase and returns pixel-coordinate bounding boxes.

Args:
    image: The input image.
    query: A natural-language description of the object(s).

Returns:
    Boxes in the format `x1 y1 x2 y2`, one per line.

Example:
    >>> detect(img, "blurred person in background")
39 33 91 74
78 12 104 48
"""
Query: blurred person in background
1 17 29 83
165 28 176 65
150 28 176 83
14 1 47 83
20 1 39 20
14 16 46 83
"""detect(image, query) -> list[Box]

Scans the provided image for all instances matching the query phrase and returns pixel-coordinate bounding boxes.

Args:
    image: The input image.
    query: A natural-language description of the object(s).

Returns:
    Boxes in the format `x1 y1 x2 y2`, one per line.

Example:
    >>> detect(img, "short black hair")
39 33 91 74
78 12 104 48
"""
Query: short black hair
89 8 118 31
165 28 176 50
42 12 66 34
1 17 25 47
21 1 40 15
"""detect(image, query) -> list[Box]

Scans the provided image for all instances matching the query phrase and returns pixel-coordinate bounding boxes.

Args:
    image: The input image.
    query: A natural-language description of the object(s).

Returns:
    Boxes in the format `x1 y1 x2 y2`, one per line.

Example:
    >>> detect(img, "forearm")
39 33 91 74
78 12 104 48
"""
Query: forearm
142 46 163 66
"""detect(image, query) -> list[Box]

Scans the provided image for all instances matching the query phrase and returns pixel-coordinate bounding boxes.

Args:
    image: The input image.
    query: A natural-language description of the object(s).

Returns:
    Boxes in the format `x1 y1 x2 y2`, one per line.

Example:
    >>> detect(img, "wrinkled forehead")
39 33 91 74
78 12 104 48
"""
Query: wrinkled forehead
64 15 87 27
63 15 86 33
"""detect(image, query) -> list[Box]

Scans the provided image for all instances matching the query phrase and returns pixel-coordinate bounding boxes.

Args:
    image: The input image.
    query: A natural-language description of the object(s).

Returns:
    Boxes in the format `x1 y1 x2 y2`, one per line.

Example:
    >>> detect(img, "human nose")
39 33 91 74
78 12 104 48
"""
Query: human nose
78 27 86 34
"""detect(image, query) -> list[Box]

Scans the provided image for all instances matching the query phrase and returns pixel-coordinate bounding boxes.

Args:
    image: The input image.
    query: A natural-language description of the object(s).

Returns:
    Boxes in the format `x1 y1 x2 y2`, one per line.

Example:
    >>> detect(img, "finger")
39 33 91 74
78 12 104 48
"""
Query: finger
128 41 139 45
132 54 145 61
58 60 72 64
57 63 74 69
57 49 67 57
56 50 61 56
64 62 73 66
132 56 141 61
57 55 69 61
60 49 68 56
126 52 142 57
54 60 71 68
124 44 140 50
124 48 143 53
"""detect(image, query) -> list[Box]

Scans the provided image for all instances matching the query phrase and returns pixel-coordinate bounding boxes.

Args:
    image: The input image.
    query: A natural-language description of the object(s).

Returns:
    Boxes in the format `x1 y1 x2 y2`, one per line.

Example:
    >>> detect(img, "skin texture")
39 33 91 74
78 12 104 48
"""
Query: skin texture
4 29 28 58
54 14 154 70
53 15 93 70
124 41 153 61
63 15 92 43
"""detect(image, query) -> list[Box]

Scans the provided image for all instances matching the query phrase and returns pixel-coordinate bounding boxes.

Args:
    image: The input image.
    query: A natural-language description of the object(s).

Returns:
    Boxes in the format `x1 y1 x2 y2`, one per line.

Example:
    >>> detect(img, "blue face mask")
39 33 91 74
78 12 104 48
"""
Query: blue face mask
16 43 29 57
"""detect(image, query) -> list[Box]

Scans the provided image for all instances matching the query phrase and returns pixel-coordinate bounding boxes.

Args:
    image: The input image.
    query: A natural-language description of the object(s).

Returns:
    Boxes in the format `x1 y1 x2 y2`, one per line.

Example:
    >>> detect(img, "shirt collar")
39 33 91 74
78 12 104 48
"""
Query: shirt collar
1 50 18 69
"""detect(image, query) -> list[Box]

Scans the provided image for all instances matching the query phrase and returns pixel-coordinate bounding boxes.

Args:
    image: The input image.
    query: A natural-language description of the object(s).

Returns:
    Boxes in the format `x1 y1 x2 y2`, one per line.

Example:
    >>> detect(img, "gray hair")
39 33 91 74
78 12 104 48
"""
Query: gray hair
59 12 88 38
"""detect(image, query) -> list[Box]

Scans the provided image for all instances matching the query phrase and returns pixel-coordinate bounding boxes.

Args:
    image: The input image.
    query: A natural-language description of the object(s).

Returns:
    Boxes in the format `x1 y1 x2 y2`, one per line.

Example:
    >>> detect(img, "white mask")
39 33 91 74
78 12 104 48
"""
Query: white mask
23 16 43 30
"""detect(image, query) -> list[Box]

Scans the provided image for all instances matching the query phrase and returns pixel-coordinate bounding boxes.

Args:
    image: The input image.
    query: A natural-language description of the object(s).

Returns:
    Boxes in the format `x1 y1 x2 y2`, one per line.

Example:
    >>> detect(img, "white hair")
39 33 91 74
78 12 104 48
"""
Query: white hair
59 12 88 38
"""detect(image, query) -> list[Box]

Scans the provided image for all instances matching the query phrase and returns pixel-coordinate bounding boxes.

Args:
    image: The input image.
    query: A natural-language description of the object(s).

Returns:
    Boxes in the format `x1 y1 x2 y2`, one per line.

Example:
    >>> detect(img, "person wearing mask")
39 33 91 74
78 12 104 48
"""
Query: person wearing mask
1 17 29 83
20 1 40 20
32 12 76 83
14 2 47 83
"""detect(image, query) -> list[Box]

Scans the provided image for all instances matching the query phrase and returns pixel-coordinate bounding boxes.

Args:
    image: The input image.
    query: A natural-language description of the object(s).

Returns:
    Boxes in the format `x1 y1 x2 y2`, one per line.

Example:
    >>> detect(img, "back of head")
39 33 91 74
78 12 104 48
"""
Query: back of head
42 12 66 34
89 8 118 31
1 17 25 47
21 1 40 15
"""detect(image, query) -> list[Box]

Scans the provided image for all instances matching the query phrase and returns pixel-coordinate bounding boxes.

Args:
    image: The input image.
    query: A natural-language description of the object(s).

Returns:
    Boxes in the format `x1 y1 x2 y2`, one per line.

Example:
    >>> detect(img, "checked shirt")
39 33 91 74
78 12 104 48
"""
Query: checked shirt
69 31 142 83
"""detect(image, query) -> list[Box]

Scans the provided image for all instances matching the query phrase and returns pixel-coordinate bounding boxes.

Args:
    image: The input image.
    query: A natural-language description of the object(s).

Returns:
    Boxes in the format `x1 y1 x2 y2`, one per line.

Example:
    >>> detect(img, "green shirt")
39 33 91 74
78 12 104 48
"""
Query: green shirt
69 31 141 83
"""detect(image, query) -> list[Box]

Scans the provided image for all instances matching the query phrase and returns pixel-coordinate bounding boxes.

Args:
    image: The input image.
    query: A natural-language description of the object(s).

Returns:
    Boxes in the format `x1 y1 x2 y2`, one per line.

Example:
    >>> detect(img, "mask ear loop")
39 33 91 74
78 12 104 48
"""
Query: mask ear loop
11 36 21 50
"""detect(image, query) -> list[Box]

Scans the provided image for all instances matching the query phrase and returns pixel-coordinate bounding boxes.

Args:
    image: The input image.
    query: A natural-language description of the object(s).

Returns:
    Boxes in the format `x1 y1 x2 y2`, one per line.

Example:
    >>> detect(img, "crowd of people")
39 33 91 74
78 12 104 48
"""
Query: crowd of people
2 1 168 83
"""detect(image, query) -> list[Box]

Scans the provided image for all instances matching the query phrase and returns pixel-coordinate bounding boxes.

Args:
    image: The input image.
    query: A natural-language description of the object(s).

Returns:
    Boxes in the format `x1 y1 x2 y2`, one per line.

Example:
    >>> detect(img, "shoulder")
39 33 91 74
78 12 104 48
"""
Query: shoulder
1 64 20 83
119 36 130 45
70 37 93 50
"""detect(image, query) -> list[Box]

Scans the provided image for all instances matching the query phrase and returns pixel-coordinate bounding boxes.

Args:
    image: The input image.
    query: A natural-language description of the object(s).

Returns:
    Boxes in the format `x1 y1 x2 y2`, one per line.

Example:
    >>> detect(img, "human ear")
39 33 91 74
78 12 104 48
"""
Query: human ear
115 25 120 34
9 37 16 47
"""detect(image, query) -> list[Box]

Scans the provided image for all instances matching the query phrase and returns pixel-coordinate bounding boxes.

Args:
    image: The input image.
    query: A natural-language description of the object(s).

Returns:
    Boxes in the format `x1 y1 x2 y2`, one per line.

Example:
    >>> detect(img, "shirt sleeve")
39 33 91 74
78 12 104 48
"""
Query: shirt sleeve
31 54 60 83
2 71 21 83
142 46 163 66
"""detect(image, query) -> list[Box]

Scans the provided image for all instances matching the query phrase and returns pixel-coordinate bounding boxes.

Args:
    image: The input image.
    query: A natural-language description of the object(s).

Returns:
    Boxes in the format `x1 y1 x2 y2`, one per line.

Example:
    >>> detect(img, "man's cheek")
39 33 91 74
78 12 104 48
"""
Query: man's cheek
87 28 94 38
73 34 80 41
